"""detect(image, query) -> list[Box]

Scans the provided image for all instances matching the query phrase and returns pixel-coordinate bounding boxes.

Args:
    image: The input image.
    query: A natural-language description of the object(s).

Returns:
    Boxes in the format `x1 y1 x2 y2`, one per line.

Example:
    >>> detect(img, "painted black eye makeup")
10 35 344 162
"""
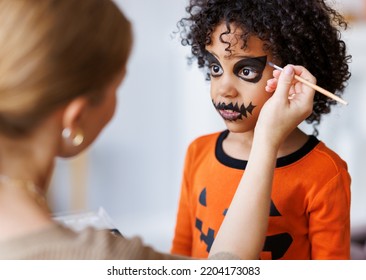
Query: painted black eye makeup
233 56 267 83
206 52 223 77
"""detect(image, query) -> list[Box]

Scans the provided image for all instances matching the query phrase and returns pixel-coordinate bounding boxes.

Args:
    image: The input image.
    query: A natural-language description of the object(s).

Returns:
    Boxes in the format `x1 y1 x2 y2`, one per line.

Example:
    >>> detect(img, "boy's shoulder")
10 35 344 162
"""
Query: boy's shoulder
277 135 348 175
189 130 224 147
185 130 225 157
311 139 348 170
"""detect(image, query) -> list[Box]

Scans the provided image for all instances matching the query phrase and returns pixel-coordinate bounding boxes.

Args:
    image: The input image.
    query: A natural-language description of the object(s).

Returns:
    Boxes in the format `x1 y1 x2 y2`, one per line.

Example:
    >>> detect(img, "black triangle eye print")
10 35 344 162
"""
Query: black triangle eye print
270 200 281 216
199 187 207 206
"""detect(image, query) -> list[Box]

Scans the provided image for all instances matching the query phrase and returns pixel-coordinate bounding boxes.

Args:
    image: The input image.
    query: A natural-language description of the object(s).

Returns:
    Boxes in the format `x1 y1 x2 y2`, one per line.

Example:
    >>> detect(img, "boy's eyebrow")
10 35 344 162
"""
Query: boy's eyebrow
206 50 266 60
206 52 222 65
233 55 265 59
206 52 219 60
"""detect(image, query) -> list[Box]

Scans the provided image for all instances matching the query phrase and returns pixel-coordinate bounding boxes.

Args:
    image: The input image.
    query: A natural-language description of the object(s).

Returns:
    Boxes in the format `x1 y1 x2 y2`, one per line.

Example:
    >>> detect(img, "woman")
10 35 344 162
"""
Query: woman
0 0 314 259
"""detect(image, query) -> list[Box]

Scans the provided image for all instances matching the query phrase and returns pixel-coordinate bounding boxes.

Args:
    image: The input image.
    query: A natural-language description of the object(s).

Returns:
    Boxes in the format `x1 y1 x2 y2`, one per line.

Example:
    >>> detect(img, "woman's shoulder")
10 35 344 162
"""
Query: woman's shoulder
0 223 75 259
0 223 186 260
64 226 189 260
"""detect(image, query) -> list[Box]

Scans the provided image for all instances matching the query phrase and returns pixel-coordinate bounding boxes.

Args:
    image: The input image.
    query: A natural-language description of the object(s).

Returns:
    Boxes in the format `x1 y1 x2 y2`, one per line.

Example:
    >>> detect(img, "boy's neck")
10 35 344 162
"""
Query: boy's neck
276 128 309 158
223 128 309 161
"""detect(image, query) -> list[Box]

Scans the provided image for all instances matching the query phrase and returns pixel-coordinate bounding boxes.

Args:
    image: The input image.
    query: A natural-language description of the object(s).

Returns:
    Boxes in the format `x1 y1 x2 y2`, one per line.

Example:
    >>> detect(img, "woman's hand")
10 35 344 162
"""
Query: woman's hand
257 65 316 148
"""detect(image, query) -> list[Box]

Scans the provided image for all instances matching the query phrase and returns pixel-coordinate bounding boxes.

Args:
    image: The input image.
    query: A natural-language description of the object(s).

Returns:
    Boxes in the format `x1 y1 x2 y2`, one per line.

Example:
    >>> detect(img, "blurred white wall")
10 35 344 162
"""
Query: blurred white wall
48 0 366 253
309 22 366 227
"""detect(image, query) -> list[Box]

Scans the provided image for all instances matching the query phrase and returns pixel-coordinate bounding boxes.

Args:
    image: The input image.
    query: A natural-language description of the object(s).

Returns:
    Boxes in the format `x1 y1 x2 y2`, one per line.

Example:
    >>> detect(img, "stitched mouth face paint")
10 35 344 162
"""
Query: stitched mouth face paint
212 100 257 121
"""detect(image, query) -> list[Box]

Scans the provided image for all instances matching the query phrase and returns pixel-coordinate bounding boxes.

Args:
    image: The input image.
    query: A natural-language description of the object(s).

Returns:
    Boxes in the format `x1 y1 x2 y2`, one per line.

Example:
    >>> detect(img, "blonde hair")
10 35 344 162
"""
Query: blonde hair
0 0 132 137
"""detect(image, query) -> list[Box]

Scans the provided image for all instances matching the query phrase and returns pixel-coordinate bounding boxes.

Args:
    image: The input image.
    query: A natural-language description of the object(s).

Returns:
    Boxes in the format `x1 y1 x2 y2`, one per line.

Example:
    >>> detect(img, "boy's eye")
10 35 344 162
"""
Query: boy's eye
232 56 267 83
209 63 223 77
238 67 259 80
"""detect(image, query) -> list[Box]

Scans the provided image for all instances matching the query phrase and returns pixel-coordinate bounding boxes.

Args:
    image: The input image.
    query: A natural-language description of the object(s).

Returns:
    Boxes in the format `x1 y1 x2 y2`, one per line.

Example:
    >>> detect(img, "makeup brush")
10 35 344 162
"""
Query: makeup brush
268 62 348 105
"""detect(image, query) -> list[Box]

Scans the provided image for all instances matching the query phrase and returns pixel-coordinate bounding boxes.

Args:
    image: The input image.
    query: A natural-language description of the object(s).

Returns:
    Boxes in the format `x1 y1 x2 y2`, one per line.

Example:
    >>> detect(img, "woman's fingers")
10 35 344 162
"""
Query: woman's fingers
272 65 296 101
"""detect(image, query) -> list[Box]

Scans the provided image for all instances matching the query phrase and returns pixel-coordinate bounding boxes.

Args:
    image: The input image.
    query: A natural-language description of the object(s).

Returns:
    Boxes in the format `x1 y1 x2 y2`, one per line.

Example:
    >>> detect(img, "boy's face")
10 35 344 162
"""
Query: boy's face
205 23 273 133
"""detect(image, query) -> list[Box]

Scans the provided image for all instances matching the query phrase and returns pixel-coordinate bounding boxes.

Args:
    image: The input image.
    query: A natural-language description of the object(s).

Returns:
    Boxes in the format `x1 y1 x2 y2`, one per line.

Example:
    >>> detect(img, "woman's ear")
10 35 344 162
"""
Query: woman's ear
62 96 89 131
59 97 89 155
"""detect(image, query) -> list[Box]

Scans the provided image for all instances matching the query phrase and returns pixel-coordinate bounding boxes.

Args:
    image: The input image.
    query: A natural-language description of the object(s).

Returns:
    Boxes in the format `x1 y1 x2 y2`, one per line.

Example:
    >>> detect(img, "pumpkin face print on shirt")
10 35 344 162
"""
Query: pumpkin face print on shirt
195 187 293 259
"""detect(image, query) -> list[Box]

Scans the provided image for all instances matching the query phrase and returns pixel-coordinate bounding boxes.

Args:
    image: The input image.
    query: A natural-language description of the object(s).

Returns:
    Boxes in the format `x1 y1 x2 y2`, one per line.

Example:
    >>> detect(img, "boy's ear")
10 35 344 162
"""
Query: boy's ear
62 96 89 130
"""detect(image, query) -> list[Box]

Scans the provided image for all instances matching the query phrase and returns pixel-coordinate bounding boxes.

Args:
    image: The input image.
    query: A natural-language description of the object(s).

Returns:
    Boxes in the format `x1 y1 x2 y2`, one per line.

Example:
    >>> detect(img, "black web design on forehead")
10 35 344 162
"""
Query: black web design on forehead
213 100 256 119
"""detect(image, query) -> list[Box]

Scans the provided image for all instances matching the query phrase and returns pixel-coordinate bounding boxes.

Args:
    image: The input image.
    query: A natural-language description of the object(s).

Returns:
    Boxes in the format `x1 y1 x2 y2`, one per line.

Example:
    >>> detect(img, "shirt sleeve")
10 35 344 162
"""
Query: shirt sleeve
308 168 351 259
170 146 194 256
108 235 190 260
69 227 191 260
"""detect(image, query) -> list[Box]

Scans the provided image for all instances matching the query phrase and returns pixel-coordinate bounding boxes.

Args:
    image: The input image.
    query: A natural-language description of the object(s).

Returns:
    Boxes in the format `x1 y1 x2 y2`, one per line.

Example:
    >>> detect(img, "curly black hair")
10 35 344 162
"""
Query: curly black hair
177 0 351 134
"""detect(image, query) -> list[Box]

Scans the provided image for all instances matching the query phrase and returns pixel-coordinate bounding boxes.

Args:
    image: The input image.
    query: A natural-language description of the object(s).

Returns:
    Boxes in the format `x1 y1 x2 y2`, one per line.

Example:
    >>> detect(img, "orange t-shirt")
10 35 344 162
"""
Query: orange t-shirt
171 130 351 259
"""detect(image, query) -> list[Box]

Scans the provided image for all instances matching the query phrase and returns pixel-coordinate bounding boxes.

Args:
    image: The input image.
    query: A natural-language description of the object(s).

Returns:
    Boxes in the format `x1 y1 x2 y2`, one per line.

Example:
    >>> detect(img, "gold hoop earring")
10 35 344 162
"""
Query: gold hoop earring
62 128 84 147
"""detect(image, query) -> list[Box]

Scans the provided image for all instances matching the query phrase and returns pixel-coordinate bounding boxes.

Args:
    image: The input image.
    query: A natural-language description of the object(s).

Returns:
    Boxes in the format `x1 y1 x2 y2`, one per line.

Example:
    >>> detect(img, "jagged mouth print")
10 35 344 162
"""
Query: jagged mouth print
213 100 256 121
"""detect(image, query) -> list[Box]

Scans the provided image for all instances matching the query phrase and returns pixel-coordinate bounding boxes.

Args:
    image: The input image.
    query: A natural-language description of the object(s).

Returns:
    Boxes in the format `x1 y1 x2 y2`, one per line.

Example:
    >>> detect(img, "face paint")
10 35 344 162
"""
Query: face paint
232 56 267 83
206 52 267 83
212 99 256 121
205 22 274 133
206 52 223 77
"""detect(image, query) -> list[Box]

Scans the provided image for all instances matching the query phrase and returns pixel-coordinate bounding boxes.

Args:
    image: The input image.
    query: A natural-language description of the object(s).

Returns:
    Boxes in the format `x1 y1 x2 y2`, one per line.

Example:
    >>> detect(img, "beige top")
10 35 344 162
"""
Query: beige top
0 224 187 260
0 223 237 260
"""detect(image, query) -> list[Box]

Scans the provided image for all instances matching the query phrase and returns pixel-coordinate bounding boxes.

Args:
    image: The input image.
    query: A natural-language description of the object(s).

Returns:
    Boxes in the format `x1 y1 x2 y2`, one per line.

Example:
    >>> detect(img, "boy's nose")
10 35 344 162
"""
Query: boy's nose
215 75 239 98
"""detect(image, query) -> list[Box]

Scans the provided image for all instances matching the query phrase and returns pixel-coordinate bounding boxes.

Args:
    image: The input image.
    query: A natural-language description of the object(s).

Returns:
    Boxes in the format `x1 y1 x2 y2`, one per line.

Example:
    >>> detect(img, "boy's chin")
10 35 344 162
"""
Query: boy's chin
224 122 256 134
